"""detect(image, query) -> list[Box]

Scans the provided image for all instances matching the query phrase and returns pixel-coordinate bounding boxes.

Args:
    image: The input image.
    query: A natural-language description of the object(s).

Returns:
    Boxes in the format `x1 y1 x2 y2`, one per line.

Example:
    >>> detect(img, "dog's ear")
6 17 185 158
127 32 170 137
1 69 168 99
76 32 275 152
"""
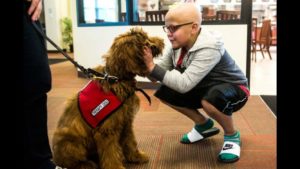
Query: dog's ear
119 41 147 75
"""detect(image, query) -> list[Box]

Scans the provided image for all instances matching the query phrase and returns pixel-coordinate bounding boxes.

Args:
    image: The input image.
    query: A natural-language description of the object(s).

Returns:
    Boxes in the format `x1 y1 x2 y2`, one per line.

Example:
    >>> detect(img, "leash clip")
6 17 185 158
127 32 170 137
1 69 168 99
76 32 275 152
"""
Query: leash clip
104 69 118 84
106 75 119 84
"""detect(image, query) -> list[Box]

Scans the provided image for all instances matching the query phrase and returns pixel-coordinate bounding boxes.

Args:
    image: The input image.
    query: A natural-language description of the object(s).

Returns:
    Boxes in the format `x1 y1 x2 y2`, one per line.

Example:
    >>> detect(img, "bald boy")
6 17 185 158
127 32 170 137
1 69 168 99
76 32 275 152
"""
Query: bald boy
144 3 249 163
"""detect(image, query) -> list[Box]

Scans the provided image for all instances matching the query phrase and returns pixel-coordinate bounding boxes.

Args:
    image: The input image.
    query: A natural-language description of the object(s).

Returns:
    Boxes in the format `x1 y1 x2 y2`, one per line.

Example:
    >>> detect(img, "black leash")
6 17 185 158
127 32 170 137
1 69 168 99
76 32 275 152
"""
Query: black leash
135 88 151 105
31 19 151 105
31 19 118 83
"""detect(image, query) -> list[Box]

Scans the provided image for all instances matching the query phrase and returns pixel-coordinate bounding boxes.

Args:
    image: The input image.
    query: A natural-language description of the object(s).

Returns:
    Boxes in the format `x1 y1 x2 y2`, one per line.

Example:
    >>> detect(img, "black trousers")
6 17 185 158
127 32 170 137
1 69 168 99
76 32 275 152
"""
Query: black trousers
24 94 54 169
23 2 53 169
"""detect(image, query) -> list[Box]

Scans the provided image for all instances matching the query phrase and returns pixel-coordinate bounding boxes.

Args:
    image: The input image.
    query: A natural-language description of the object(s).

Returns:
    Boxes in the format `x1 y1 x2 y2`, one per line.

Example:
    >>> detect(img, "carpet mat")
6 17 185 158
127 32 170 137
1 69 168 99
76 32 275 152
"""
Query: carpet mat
260 95 276 116
48 58 68 65
46 58 277 169
125 135 234 169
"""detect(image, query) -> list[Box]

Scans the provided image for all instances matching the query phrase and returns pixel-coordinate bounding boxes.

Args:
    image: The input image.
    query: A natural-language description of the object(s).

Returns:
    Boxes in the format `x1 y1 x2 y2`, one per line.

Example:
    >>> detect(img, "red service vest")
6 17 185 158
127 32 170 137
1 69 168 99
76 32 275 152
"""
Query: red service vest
78 80 122 128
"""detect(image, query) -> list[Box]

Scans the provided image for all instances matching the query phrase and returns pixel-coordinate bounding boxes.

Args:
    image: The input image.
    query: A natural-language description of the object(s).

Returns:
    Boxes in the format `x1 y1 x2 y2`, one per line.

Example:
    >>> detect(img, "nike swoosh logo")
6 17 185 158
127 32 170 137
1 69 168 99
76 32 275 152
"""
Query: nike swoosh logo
222 143 233 150
223 147 233 150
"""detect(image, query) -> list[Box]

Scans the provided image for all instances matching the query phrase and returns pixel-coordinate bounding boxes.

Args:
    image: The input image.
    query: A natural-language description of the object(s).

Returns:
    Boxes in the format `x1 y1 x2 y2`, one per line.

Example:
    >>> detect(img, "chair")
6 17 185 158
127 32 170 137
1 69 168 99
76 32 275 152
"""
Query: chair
271 25 277 46
145 10 168 22
202 6 209 16
202 6 216 21
203 15 216 21
120 12 126 22
256 19 272 60
251 18 258 62
216 10 240 20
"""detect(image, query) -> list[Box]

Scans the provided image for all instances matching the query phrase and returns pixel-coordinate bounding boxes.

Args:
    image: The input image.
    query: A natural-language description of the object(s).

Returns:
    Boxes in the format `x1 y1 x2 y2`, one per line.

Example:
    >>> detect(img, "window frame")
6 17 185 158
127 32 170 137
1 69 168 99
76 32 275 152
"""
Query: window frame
76 0 252 27
77 0 130 27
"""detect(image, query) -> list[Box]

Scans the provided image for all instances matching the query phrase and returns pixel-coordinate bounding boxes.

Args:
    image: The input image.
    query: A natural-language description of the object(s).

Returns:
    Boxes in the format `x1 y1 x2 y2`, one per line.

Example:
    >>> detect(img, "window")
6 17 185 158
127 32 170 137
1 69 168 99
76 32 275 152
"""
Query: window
78 0 128 25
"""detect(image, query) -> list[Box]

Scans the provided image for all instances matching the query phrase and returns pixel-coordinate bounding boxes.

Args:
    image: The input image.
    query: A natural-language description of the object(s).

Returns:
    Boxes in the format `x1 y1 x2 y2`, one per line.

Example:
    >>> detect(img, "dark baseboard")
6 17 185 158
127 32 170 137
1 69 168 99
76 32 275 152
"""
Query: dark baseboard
77 71 160 89
48 58 68 65
47 50 59 53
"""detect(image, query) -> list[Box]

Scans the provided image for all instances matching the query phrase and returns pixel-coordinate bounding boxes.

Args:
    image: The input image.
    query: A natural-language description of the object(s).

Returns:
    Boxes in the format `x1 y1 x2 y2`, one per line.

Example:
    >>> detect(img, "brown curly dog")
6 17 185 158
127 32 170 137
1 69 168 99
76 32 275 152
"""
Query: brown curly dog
52 28 164 169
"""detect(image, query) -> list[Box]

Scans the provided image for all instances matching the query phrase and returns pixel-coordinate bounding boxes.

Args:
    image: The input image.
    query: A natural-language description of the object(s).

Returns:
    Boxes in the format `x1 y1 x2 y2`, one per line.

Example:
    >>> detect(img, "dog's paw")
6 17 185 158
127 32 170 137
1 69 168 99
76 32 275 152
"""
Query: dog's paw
127 151 149 163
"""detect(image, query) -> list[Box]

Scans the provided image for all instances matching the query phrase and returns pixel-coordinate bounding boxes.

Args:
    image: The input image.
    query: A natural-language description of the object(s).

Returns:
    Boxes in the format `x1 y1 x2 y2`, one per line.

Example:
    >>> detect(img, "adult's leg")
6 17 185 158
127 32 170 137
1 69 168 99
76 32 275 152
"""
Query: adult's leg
24 94 55 169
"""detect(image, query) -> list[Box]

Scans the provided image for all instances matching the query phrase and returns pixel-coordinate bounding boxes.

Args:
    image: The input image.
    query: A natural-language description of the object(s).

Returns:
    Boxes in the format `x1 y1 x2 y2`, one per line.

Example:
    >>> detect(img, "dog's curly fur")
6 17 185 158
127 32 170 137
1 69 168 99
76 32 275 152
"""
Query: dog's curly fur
52 28 164 169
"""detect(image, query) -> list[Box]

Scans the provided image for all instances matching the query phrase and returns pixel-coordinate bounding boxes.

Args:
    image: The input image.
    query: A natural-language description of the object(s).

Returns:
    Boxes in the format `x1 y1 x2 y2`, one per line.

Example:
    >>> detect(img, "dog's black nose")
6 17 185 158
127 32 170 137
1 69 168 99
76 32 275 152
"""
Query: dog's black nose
150 45 159 56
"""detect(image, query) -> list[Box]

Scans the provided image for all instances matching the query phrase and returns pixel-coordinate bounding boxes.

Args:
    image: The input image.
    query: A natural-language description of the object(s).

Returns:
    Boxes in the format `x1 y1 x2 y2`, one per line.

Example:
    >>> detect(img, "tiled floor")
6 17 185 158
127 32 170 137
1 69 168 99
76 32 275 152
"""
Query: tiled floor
250 46 277 95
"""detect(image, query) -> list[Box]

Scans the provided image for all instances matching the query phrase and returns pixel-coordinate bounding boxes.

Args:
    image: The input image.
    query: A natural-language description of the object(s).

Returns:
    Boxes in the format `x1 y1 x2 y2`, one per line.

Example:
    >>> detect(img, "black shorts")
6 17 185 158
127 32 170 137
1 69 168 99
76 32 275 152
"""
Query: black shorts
154 83 249 116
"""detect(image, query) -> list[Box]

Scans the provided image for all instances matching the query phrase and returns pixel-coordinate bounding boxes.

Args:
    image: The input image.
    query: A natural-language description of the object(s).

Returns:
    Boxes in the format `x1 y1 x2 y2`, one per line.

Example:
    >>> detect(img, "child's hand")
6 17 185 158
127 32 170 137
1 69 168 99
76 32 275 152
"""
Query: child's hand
143 46 155 73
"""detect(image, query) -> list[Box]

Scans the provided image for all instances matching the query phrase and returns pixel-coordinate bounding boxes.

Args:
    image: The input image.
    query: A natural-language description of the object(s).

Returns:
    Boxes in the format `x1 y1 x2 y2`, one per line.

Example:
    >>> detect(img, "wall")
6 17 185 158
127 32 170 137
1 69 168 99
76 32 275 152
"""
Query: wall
44 0 71 50
70 0 247 82
72 25 247 82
